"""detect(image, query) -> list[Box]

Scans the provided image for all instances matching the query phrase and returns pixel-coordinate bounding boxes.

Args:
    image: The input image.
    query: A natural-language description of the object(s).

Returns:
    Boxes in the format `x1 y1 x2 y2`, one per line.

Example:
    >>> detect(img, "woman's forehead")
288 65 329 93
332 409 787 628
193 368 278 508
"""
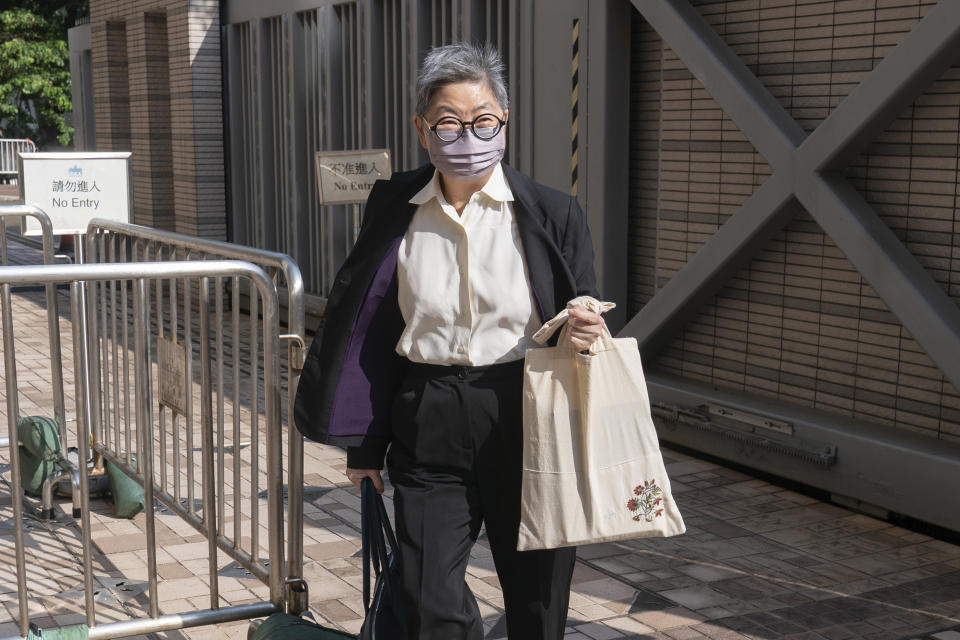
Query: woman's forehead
427 81 498 115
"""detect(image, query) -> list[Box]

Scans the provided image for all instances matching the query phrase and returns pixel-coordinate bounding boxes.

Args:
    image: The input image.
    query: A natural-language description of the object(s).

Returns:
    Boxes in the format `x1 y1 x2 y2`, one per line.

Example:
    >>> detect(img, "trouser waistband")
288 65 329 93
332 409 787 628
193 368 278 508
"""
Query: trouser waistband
403 358 523 381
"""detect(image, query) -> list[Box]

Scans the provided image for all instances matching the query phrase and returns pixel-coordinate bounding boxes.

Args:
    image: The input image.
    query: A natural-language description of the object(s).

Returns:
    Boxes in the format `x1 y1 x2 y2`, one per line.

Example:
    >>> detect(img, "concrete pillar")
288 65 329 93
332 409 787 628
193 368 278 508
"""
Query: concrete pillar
91 20 131 152
171 0 227 239
127 12 174 229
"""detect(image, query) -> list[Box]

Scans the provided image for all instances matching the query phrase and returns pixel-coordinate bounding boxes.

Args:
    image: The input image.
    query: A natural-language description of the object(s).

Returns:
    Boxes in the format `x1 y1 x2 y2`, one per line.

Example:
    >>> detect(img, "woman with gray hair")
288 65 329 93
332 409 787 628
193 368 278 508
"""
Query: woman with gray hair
295 42 605 639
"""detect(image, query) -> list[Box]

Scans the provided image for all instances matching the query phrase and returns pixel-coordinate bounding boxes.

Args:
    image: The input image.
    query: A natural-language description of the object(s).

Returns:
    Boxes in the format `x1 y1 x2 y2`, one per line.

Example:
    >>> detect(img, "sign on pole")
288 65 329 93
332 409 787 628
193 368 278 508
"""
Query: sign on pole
19 151 131 236
314 149 391 205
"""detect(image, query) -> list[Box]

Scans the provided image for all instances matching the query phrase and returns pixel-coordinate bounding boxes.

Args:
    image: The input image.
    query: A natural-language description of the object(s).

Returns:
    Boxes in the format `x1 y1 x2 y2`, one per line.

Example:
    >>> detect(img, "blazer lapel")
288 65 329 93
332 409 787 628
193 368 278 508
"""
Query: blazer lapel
362 165 435 270
503 165 559 321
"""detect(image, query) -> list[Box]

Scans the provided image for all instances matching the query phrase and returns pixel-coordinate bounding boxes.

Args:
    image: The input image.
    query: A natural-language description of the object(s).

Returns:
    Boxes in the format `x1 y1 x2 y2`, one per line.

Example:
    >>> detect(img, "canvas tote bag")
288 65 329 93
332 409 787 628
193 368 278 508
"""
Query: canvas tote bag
517 296 685 551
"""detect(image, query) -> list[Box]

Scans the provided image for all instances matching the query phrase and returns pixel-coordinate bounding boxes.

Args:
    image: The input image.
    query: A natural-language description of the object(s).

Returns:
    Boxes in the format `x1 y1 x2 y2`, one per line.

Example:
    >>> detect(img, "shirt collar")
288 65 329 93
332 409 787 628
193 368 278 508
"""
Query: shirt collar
409 163 515 205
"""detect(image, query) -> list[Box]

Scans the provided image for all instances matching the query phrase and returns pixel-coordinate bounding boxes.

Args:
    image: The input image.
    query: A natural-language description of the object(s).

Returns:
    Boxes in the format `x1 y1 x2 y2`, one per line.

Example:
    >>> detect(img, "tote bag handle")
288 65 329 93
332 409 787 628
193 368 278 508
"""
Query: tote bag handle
532 296 616 354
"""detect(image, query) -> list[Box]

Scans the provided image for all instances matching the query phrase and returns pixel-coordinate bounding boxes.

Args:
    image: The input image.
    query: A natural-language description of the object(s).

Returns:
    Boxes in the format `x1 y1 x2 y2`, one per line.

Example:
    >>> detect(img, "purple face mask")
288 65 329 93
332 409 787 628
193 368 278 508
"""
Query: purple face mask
424 126 506 180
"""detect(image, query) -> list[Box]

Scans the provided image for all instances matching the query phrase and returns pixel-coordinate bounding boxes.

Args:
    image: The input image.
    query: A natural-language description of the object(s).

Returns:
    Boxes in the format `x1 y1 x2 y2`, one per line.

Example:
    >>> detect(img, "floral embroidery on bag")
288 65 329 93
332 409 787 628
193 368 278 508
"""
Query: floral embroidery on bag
626 479 663 522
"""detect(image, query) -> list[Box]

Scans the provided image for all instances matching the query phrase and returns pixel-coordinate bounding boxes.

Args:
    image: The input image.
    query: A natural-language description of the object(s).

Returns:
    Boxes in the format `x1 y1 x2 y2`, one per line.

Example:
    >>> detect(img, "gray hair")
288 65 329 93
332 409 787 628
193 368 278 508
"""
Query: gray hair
415 43 509 117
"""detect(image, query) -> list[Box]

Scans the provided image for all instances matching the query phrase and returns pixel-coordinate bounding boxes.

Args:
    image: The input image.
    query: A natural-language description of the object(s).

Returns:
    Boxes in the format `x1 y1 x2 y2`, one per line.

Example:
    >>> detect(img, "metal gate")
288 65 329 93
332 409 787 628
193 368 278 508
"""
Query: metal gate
0 139 37 183
84 218 308 612
0 205 80 520
1 260 291 639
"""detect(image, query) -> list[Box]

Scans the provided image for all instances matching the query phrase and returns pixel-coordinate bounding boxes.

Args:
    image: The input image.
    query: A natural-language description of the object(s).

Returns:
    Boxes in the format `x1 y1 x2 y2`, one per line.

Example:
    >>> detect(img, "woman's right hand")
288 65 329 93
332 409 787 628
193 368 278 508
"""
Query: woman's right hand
346 468 385 494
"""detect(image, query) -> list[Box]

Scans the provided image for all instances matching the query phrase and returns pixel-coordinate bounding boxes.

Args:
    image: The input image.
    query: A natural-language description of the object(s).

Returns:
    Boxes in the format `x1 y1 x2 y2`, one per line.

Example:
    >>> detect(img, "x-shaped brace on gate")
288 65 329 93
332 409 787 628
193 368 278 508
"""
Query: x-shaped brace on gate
622 0 960 394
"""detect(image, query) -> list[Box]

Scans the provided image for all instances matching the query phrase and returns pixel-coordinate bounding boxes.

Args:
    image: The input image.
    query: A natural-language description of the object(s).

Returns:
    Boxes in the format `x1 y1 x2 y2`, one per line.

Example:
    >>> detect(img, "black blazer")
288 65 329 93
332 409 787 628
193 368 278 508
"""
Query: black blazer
294 163 598 468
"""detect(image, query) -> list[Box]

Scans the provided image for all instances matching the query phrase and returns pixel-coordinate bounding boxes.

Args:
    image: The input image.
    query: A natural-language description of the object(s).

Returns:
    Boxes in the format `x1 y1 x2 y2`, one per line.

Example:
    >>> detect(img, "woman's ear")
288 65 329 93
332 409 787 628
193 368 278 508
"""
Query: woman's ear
413 115 429 150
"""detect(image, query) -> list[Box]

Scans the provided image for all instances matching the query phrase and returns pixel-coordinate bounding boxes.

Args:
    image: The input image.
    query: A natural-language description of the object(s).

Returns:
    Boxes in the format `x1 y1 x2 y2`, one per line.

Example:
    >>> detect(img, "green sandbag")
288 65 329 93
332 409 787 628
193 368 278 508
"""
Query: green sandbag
250 613 355 640
105 455 145 519
18 451 53 497
16 416 63 496
27 622 89 639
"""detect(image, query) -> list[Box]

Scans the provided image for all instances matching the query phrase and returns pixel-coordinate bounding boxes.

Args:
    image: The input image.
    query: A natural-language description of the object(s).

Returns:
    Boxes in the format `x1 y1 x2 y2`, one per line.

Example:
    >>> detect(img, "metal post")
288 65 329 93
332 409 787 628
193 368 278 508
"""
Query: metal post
232 276 241 547
42 221 66 443
286 343 305 613
261 271 284 608
73 232 96 464
199 276 220 609
133 277 160 618
70 281 96 628
2 282 30 639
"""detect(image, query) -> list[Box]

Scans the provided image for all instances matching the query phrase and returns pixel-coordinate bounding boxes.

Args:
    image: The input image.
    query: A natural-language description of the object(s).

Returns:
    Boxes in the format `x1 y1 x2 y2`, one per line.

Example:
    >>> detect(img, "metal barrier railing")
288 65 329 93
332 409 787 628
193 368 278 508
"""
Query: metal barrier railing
84 219 307 612
1 260 286 639
0 205 64 436
0 138 37 181
0 205 77 517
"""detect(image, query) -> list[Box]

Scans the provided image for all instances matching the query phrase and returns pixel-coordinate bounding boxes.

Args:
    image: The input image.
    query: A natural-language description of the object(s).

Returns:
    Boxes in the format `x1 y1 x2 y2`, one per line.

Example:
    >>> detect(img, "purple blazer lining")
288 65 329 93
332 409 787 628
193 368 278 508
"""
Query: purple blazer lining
327 237 402 439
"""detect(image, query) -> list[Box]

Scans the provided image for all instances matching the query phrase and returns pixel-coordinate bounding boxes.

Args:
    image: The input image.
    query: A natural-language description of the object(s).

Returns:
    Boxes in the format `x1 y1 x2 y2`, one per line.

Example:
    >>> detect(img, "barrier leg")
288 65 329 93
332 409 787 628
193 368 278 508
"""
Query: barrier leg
41 469 61 520
2 282 31 638
71 281 97 628
133 277 160 619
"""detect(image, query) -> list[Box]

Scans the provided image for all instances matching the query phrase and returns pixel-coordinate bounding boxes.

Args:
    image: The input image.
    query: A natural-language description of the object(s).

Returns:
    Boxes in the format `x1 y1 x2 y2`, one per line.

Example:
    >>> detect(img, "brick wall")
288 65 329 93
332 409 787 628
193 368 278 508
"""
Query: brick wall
89 0 225 238
629 0 960 443
91 20 131 153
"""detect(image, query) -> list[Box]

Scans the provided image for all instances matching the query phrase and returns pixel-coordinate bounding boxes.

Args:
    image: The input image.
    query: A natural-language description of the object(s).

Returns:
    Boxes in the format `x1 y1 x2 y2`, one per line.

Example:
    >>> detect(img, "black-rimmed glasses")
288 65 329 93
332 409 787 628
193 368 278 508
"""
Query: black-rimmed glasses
427 113 506 142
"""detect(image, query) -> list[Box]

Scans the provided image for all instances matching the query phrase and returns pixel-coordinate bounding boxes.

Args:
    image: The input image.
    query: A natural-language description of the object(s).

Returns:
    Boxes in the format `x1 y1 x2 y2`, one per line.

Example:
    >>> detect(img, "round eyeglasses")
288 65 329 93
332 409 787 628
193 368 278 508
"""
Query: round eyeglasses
428 113 506 142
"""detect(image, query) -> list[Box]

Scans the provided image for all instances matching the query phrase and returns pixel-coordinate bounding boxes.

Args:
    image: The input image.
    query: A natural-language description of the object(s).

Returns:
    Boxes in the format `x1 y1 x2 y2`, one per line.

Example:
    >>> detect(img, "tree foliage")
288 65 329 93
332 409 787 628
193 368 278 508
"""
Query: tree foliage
0 1 88 148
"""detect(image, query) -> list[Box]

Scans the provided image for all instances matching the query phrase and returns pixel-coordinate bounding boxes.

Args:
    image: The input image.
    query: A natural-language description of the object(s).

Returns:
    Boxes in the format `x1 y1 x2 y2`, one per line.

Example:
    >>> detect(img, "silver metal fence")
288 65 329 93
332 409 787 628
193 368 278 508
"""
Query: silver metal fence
84 218 308 613
0 205 78 518
0 139 37 182
1 260 286 639
0 205 64 433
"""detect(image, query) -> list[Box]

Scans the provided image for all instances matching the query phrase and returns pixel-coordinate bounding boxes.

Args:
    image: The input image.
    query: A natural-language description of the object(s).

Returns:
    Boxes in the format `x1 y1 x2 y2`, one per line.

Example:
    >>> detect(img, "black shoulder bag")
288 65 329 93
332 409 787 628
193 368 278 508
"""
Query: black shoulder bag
360 478 406 640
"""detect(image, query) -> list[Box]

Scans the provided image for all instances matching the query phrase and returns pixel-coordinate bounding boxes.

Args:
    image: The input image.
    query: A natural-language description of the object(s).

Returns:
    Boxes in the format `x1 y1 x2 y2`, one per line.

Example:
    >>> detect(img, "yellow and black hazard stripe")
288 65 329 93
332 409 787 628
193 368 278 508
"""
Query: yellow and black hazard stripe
571 18 580 197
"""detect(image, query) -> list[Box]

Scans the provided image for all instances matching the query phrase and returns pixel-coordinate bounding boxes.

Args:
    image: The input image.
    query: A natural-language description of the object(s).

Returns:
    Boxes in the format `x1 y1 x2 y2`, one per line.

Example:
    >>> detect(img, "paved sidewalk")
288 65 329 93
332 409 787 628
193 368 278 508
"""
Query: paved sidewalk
1 233 960 639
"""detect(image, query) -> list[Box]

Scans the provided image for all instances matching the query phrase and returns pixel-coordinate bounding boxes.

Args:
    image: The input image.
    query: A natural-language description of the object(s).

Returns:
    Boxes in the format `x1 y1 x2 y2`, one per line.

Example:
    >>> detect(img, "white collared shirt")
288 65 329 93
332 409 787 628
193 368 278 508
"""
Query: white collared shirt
395 163 541 365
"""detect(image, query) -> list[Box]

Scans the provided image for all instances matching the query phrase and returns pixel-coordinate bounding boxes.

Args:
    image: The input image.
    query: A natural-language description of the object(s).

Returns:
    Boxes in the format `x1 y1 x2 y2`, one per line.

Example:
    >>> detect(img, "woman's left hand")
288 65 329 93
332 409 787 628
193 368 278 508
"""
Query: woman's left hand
567 305 605 351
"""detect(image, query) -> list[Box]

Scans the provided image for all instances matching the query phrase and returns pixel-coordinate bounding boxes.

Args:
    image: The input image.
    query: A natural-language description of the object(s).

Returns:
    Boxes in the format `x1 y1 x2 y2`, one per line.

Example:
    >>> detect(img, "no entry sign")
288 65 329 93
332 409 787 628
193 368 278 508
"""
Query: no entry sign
20 151 131 236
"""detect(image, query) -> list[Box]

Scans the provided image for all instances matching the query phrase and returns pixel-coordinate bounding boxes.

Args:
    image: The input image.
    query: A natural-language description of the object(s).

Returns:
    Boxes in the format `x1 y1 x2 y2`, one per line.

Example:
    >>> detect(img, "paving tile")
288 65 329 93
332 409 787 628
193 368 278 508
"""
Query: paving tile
575 621 627 639
605 616 656 635
674 563 744 583
577 578 643 604
659 585 736 610
315 598 358 623
632 607 706 631
663 627 709 639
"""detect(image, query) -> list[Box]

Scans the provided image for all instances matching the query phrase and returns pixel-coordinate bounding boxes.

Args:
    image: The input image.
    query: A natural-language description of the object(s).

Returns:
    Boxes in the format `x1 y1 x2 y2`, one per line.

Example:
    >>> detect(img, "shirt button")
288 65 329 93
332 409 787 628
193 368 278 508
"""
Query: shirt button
457 345 466 354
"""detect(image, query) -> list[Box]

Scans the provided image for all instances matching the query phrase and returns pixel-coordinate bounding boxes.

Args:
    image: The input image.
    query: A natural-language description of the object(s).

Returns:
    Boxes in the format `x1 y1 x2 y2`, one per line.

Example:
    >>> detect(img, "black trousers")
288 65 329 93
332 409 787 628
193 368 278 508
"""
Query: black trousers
385 359 577 640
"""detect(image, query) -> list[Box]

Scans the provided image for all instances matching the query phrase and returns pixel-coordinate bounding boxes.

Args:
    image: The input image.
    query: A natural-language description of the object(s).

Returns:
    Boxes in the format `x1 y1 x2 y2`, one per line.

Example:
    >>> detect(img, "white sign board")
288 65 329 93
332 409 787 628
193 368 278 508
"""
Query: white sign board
314 149 391 205
20 152 131 236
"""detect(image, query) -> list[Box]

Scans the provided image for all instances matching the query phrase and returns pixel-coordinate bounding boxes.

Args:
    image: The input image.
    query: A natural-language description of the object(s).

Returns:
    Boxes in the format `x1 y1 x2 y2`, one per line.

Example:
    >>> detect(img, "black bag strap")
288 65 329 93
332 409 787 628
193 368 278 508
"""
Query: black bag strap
376 494 400 566
361 478 401 613
361 478 376 613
